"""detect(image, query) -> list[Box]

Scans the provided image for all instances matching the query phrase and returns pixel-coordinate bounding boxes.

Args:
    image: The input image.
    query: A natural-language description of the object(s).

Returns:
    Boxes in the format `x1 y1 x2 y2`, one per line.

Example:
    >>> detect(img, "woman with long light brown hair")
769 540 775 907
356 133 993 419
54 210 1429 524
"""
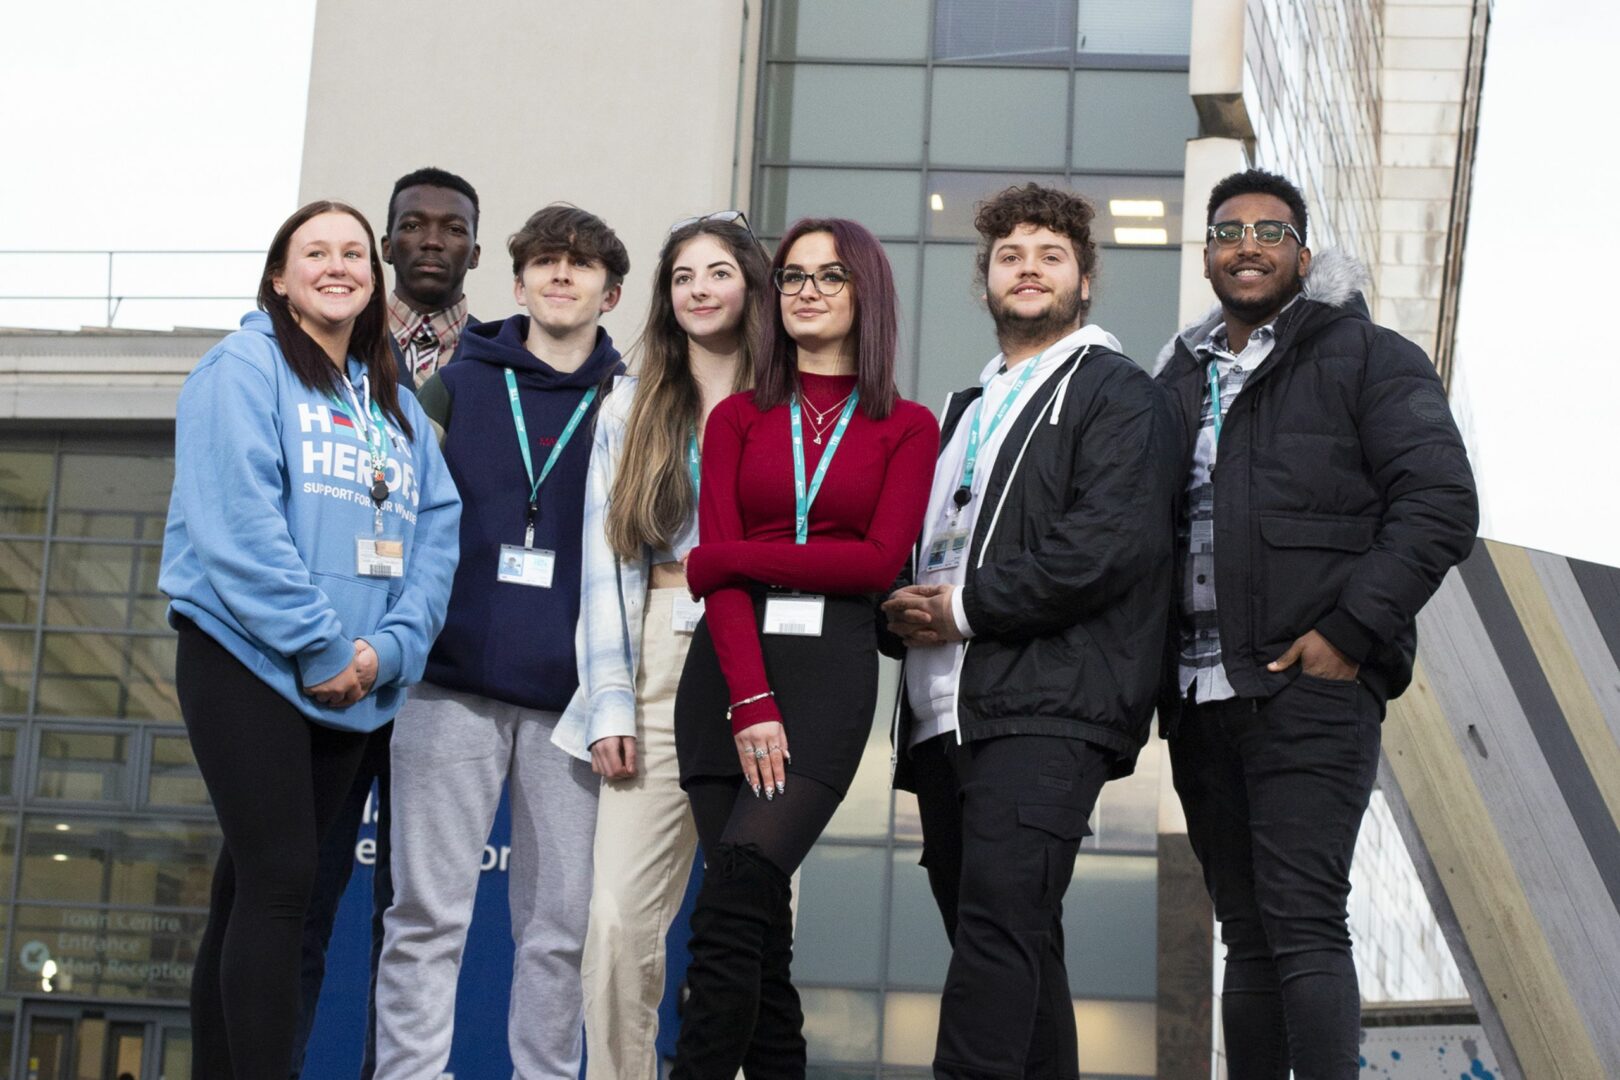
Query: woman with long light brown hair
555 211 770 1079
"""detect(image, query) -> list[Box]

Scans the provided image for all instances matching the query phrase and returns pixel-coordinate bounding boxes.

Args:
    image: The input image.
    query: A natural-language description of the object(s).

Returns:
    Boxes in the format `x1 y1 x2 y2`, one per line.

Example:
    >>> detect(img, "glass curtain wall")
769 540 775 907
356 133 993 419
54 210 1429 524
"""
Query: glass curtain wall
752 3 1195 1075
0 433 213 1036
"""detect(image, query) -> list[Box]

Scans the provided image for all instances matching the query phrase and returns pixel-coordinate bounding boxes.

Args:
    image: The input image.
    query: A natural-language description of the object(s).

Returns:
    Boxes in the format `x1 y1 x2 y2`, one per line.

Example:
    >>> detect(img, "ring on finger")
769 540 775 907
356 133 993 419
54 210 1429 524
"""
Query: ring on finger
767 744 780 755
752 746 767 760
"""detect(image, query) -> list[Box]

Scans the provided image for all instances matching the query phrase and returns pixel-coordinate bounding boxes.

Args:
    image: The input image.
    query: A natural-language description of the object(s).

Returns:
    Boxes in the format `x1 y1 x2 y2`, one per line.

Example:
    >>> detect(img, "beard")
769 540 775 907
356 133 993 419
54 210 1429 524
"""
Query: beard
988 280 1086 350
1208 264 1303 326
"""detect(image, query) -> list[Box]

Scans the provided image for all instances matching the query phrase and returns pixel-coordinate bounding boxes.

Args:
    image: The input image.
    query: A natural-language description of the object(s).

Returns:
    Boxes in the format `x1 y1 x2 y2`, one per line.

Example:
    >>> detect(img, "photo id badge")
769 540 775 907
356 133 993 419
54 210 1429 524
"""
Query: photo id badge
762 593 825 637
356 536 404 578
672 595 705 634
497 544 555 588
924 526 969 573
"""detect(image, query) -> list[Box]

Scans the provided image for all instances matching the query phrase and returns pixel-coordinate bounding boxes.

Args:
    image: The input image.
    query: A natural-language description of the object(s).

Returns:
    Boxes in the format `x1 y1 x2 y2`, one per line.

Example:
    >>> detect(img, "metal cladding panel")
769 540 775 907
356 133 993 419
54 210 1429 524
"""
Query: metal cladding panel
1383 539 1620 1078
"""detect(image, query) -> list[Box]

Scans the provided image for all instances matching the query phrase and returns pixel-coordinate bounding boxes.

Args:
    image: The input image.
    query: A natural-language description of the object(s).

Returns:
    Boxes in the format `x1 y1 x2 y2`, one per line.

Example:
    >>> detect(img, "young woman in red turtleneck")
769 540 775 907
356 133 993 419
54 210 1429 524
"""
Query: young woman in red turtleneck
671 218 937 1077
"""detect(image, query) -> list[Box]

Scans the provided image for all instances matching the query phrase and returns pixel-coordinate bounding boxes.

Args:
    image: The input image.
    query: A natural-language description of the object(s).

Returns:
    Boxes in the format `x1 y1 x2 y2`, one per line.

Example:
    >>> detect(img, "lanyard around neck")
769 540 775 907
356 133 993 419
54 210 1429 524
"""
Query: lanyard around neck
954 345 1050 508
687 429 701 495
335 373 390 505
789 389 860 545
504 368 597 519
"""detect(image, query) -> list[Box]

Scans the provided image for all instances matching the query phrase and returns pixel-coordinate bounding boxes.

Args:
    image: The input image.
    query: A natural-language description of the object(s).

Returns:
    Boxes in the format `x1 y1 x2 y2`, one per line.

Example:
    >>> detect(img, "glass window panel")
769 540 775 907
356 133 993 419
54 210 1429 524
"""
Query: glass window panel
800 987 880 1063
34 728 131 803
934 0 1076 65
1066 172 1183 249
1076 0 1192 58
7 903 207 1002
36 632 179 722
793 845 886 984
916 243 997 416
147 734 209 808
881 990 941 1066
823 674 893 841
161 1030 193 1080
1074 998 1157 1075
1091 735 1159 851
45 543 163 630
0 727 17 797
1072 70 1197 172
763 64 926 165
893 788 923 844
52 453 174 541
928 68 1068 168
769 0 930 60
757 167 923 237
0 539 44 623
0 449 54 534
1086 247 1180 368
1062 853 1156 999
886 850 951 988
0 813 17 897
924 171 1073 240
19 814 219 907
0 629 34 713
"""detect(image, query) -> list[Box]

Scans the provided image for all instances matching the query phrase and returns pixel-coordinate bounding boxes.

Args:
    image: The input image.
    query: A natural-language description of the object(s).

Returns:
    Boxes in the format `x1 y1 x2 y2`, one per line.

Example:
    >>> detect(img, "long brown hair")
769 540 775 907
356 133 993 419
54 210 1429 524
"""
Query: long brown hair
605 219 769 559
753 217 898 421
256 201 413 440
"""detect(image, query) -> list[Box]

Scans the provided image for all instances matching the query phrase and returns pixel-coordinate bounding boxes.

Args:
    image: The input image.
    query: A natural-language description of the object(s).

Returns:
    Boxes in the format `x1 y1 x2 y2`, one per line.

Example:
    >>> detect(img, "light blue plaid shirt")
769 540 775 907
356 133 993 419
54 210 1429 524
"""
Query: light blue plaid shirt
554 376 699 760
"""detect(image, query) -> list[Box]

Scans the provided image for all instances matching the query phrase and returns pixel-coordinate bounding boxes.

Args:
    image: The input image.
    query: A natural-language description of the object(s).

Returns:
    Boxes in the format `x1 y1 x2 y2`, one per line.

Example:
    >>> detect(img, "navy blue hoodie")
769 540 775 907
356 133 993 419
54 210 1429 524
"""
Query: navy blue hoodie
421 314 623 710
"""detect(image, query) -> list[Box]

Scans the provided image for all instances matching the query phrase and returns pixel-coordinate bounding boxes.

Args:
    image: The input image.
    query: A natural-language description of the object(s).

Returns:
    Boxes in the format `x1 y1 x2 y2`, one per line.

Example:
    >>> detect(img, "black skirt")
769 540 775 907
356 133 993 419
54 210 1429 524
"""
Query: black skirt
675 591 880 798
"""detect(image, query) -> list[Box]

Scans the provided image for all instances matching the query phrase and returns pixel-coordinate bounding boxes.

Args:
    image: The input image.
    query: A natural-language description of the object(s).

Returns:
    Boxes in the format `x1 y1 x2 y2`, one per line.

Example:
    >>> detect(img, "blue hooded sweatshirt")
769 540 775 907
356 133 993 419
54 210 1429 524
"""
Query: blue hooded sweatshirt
423 313 622 711
160 311 463 732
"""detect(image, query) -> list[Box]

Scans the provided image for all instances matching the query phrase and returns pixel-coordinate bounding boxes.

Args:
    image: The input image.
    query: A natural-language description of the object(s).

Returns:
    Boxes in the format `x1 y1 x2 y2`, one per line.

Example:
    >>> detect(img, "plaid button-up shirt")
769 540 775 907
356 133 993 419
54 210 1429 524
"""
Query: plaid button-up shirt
387 293 469 381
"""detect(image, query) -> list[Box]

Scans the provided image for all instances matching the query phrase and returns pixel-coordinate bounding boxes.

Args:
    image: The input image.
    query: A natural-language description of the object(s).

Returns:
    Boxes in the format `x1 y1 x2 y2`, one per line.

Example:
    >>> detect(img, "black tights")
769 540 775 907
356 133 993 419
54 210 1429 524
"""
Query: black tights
176 619 368 1080
686 773 843 876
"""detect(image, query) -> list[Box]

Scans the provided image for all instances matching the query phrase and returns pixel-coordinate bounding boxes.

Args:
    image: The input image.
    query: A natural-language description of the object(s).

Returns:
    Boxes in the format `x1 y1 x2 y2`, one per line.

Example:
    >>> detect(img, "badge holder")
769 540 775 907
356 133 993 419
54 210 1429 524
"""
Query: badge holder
762 591 825 636
498 502 556 588
356 462 404 578
671 594 705 633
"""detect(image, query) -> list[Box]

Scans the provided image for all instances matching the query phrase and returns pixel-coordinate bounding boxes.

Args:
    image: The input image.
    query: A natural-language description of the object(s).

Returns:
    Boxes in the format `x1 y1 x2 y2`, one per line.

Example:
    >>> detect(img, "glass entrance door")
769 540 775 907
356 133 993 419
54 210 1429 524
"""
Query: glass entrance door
19 1017 71 1080
11 1006 184 1080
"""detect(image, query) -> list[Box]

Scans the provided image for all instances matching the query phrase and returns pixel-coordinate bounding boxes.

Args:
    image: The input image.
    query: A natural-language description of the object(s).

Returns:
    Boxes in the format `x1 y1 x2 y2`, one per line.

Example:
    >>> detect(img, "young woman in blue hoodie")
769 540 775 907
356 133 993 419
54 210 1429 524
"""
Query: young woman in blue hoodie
560 212 769 1079
159 201 460 1080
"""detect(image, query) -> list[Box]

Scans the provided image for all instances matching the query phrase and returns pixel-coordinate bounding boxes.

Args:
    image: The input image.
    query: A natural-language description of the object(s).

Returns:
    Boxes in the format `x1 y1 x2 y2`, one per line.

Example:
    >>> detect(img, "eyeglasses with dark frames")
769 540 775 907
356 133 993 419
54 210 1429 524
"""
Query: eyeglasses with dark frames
1207 220 1304 248
773 266 851 296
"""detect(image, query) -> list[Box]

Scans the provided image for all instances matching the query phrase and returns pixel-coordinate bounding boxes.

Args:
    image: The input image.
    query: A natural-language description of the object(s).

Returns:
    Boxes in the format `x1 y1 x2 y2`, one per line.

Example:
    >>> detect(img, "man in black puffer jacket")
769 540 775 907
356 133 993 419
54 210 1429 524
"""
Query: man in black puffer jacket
1156 169 1477 1080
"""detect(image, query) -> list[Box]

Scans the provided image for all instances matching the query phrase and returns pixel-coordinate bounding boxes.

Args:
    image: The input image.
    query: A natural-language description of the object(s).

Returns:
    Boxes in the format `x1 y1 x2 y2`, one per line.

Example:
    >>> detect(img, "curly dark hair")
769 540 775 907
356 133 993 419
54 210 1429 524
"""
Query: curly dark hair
1206 169 1309 244
508 203 631 288
973 184 1099 314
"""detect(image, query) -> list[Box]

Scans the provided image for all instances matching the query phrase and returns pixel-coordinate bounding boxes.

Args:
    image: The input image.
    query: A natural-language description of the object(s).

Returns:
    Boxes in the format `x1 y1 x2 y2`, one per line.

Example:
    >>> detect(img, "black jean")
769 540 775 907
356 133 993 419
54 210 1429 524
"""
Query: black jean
1169 674 1382 1080
176 618 369 1080
290 723 393 1080
913 733 1113 1080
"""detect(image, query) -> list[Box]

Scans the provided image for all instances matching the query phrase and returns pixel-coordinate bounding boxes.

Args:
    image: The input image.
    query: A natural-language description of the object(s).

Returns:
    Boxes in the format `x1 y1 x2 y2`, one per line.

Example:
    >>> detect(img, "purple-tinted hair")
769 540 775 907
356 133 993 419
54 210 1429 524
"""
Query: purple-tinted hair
753 217 898 420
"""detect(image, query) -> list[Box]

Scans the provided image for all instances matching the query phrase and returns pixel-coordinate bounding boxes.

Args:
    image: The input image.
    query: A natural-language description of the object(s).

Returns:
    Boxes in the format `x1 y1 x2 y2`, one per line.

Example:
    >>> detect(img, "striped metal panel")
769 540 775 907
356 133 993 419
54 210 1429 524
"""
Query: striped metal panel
1383 540 1620 1078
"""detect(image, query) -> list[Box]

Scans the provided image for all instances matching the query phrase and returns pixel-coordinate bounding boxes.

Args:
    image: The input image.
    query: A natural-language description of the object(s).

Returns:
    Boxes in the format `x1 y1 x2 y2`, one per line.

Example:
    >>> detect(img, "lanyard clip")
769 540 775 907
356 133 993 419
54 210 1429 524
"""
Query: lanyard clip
524 500 537 550
952 485 972 509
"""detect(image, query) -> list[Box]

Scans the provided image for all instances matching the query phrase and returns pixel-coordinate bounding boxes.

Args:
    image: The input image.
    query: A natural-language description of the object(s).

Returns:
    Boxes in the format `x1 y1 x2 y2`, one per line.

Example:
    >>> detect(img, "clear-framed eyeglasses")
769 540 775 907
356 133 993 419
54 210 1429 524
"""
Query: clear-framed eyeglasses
1206 220 1304 247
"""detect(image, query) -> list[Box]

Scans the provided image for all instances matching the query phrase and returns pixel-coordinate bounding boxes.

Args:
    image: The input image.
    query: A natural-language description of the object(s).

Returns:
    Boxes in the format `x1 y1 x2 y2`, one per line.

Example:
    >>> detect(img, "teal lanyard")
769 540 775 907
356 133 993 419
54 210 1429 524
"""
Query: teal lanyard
504 369 597 544
687 430 701 495
1207 361 1224 446
334 375 390 500
789 389 860 545
955 346 1045 508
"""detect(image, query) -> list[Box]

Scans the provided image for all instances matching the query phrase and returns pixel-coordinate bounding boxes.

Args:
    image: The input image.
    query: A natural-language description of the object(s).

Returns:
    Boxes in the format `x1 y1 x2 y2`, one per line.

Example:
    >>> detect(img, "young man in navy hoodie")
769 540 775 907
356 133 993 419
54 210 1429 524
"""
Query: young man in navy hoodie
373 204 628 1080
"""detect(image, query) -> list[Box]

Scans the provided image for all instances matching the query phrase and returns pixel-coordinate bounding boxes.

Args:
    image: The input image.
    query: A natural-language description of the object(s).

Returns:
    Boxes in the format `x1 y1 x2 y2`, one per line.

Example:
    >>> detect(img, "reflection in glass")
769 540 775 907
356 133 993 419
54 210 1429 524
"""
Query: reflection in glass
763 65 926 166
794 845 886 984
0 449 54 534
0 629 34 713
1073 70 1198 173
147 734 210 808
0 539 44 623
1074 998 1157 1075
887 850 950 988
757 168 923 238
800 986 880 1063
46 542 164 630
928 68 1068 169
924 172 1072 240
1063 853 1156 999
1076 0 1192 58
934 0 1075 64
36 632 179 721
6 903 205 1002
881 990 942 1066
769 0 930 60
34 728 131 802
53 453 174 541
19 814 219 908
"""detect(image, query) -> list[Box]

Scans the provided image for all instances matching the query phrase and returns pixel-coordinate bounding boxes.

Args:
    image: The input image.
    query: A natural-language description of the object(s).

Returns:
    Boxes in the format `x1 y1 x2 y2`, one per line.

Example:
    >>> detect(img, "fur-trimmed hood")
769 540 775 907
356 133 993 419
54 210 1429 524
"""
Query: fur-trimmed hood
1152 248 1371 374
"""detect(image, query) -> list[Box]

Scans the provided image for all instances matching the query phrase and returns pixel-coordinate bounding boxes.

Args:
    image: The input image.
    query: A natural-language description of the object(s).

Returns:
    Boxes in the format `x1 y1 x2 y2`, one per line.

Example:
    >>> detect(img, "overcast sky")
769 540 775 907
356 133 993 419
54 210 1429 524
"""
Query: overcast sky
3 1 1615 568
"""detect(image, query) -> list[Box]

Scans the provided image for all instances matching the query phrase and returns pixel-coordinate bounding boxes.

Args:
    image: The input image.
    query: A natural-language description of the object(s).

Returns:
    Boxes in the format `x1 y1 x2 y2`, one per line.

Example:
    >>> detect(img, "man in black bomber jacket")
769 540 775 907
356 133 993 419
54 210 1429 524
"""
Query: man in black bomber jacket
1155 169 1477 1079
882 184 1180 1080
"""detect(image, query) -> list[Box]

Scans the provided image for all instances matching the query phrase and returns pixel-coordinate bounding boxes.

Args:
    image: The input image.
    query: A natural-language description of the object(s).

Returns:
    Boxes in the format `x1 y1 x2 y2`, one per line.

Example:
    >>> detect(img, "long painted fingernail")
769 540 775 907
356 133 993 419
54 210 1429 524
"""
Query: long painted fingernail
765 787 775 801
776 781 785 795
752 783 761 798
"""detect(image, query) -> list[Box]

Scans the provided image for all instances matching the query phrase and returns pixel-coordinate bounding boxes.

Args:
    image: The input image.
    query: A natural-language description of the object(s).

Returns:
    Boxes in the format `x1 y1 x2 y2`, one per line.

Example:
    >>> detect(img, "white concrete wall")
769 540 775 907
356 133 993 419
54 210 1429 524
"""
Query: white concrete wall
298 0 760 346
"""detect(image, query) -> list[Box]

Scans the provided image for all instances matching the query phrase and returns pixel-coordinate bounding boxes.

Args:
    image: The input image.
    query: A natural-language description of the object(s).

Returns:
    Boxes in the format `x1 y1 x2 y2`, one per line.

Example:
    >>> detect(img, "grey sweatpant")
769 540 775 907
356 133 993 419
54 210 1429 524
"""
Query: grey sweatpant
374 682 599 1080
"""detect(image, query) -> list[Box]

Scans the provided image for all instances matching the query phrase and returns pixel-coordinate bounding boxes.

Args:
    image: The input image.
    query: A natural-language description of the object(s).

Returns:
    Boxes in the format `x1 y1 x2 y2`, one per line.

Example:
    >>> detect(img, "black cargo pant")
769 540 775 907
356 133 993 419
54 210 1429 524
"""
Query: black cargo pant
1169 674 1381 1080
913 732 1113 1080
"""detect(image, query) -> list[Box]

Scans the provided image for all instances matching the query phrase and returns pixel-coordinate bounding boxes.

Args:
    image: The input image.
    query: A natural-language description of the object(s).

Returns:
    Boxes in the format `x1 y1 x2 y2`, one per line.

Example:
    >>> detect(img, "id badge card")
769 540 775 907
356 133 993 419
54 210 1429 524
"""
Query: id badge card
924 525 970 573
762 592 825 636
356 536 404 578
672 595 706 634
497 544 555 588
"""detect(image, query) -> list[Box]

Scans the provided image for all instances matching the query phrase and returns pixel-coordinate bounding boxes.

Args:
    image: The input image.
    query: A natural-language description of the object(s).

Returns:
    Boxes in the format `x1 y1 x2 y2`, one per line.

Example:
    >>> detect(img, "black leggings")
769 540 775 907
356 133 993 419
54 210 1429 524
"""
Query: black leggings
176 618 368 1080
686 774 843 877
